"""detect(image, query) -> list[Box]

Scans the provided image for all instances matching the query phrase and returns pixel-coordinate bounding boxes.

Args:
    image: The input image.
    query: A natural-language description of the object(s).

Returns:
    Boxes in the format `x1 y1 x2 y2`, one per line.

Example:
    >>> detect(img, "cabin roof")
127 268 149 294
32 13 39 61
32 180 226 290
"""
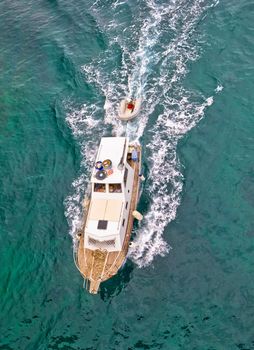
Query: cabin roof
85 199 123 237
88 199 123 222
91 137 128 184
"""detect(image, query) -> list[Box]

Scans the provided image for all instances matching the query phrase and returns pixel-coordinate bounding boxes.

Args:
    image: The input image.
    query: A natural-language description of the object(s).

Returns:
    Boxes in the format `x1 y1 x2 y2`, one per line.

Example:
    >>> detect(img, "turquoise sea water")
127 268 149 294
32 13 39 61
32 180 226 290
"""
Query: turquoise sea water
1 0 254 349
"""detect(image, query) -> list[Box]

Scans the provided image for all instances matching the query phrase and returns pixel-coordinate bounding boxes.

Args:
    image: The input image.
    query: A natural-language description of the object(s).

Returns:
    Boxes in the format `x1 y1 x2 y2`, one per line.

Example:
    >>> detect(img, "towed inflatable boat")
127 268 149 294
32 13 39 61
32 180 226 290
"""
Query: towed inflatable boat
118 98 141 121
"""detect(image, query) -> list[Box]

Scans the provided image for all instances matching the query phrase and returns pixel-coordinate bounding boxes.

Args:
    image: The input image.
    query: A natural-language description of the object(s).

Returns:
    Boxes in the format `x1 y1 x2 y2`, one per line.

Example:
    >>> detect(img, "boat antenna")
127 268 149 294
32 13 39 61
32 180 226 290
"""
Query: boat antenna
117 138 127 170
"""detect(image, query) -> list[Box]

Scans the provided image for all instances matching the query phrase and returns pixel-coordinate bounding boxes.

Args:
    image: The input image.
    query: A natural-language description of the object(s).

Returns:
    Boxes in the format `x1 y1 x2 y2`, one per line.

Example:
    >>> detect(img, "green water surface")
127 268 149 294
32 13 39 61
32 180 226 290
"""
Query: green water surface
1 0 254 349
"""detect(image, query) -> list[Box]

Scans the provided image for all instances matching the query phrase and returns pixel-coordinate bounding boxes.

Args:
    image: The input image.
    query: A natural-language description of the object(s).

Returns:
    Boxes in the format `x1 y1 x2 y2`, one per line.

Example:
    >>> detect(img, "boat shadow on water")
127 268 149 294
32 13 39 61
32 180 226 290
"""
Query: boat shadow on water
99 259 135 300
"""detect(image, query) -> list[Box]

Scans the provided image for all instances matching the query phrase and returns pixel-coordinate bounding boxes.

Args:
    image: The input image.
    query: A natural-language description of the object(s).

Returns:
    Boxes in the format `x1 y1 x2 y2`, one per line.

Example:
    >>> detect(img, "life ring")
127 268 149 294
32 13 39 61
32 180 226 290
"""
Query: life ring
102 159 112 169
95 170 107 180
95 161 103 170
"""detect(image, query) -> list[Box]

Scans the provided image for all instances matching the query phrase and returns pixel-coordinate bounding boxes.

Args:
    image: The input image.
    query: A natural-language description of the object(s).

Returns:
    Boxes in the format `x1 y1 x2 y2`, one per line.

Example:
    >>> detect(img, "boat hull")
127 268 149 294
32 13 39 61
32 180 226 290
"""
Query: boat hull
75 146 141 294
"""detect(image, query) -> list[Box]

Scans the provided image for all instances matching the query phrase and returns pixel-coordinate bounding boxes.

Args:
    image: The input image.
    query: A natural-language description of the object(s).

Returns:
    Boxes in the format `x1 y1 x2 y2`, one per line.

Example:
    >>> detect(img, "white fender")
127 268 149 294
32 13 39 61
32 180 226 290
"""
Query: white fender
132 210 143 221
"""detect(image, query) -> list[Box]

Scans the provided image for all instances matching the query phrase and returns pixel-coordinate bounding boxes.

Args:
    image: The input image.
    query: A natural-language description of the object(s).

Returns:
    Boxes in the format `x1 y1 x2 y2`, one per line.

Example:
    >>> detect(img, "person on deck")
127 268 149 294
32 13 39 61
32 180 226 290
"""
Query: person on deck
127 101 135 112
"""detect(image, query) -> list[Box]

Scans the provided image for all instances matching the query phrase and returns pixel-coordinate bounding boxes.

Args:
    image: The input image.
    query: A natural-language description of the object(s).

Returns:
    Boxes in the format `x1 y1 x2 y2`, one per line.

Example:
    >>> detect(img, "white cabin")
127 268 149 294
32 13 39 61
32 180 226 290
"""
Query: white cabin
84 137 137 252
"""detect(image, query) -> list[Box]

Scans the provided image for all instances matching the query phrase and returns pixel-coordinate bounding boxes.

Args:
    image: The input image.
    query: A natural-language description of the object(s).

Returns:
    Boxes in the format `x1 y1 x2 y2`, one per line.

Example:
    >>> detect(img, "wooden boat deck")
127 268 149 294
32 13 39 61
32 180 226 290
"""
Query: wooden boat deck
76 147 141 294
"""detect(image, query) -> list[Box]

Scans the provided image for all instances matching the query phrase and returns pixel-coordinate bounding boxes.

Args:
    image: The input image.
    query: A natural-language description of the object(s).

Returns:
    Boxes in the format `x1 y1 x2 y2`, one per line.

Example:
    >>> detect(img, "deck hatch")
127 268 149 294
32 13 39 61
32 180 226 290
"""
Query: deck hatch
97 220 108 230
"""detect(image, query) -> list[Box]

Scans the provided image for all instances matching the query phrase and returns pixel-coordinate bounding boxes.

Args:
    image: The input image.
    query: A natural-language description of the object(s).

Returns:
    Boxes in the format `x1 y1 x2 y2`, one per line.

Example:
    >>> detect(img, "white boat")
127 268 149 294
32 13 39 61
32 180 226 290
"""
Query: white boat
118 98 141 121
74 137 142 293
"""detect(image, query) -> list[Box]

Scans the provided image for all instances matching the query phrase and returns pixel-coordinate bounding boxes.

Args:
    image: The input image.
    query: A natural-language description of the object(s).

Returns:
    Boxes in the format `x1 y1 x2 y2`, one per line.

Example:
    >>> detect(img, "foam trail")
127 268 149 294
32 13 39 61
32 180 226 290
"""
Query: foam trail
215 84 223 93
82 0 175 139
127 0 221 266
129 96 215 266
64 104 104 242
127 0 170 98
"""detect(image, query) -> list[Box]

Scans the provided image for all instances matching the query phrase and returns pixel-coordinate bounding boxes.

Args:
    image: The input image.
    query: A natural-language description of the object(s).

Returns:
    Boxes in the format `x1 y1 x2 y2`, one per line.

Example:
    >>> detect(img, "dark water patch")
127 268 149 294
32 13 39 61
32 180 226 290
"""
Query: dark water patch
0 345 14 350
100 260 135 300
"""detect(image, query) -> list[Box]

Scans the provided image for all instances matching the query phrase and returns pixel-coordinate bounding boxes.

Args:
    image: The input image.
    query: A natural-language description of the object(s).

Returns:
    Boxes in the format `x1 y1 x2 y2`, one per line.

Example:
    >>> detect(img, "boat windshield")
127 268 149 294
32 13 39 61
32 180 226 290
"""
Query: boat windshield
94 183 106 192
109 184 122 193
